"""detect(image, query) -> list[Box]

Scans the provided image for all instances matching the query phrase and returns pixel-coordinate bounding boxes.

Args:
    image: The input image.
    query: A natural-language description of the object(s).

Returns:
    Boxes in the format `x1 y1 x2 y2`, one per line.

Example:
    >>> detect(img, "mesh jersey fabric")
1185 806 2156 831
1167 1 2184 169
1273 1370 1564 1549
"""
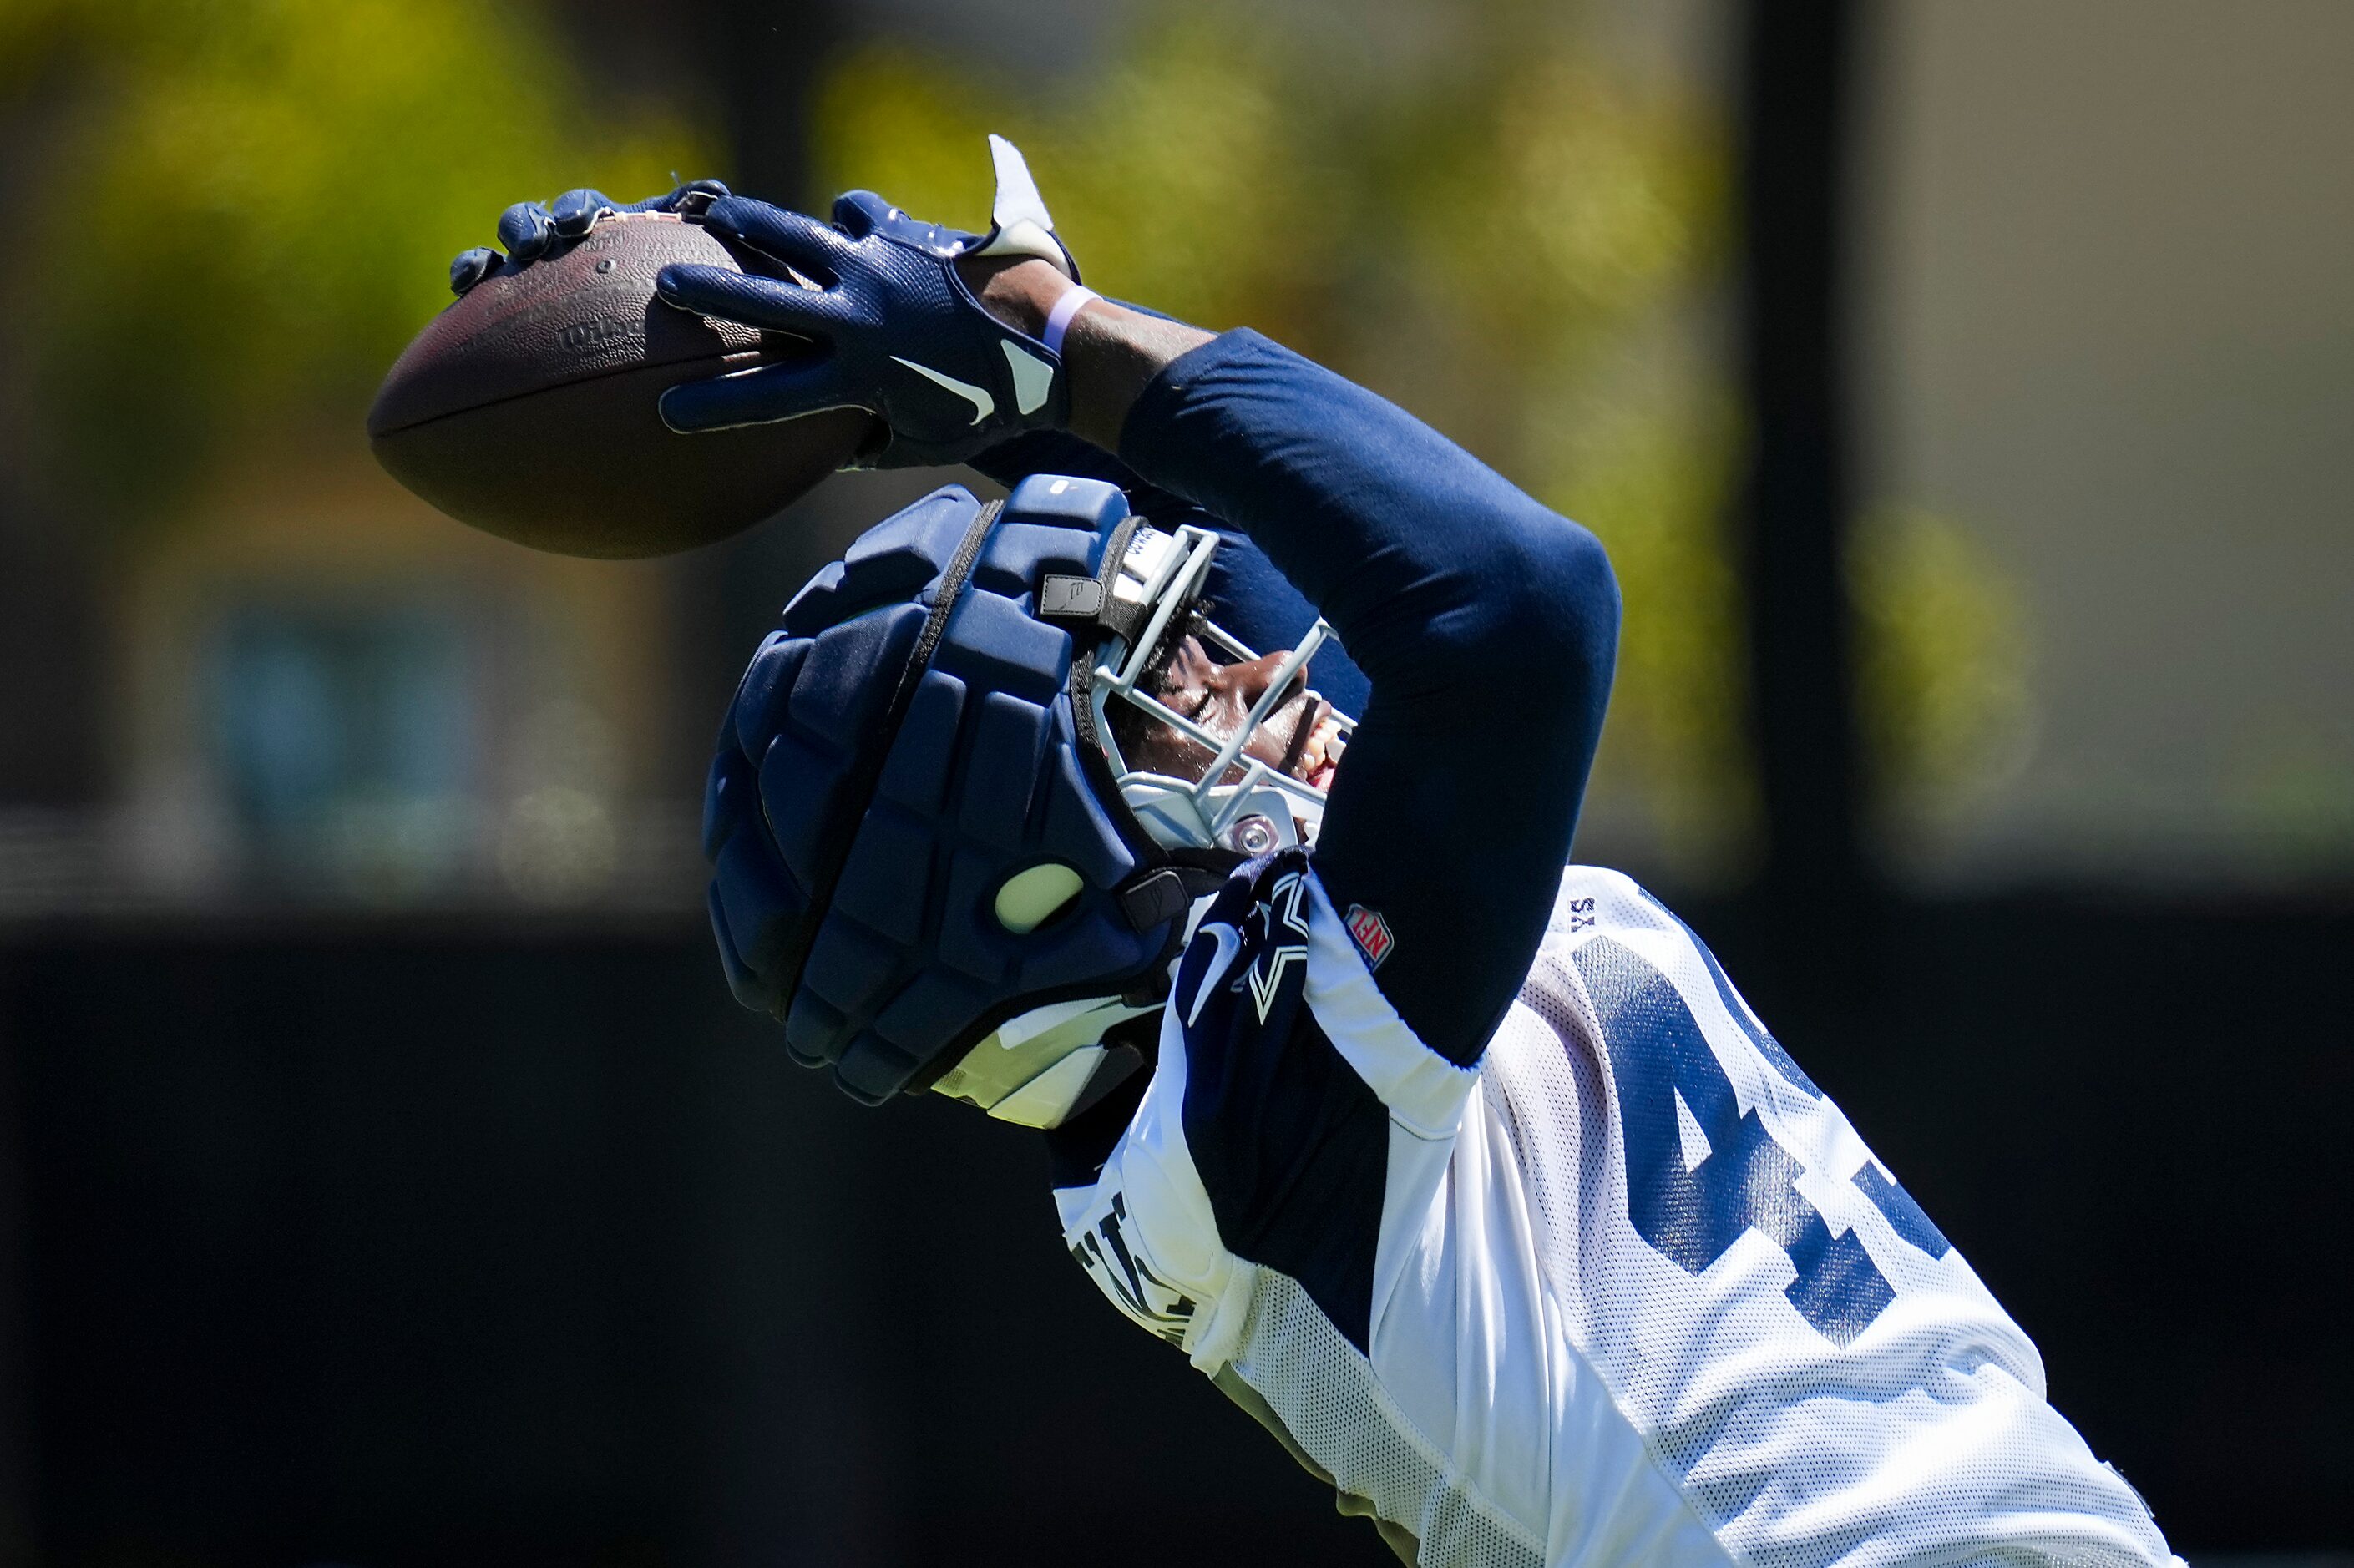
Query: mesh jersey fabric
1055 854 2178 1568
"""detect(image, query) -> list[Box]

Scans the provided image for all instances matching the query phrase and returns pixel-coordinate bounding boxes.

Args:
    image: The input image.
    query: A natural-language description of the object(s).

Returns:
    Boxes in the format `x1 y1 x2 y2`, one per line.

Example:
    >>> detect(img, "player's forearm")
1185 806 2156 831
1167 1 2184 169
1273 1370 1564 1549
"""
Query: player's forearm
1061 302 1217 448
1112 331 1614 698
1116 329 1621 1060
977 257 1622 1058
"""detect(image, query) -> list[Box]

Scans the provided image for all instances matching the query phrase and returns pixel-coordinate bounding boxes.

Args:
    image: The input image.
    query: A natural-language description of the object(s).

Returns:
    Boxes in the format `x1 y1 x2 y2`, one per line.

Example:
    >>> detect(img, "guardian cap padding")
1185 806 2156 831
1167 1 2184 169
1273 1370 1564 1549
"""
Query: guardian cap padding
704 476 1193 1104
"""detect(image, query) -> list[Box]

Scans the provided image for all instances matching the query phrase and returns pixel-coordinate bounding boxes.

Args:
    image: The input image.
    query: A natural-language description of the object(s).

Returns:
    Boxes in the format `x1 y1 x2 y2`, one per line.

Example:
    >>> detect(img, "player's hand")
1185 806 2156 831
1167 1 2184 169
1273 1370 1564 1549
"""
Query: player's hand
445 179 732 296
650 135 1084 469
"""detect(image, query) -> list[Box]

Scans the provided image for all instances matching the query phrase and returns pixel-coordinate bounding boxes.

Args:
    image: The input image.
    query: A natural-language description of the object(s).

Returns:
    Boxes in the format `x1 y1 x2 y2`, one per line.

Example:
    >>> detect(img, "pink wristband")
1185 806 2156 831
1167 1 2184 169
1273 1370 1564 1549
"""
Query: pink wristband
1042 286 1101 357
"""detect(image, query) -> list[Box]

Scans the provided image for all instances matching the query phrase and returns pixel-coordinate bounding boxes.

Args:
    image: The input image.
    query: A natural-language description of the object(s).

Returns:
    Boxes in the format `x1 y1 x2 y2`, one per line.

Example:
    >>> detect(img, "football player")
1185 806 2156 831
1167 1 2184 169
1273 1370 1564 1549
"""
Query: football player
460 140 2178 1568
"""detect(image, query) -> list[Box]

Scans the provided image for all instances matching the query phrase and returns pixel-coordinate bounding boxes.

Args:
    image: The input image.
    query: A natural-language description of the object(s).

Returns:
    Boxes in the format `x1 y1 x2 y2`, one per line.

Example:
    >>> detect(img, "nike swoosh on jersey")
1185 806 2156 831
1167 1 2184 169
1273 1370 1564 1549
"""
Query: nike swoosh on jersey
1187 923 1246 1028
891 355 994 425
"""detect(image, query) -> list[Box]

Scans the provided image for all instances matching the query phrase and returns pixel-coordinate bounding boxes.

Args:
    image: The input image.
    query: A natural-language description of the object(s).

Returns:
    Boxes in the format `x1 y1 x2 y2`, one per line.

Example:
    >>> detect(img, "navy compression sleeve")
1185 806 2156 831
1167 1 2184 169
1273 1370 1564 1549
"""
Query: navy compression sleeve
1118 331 1618 1064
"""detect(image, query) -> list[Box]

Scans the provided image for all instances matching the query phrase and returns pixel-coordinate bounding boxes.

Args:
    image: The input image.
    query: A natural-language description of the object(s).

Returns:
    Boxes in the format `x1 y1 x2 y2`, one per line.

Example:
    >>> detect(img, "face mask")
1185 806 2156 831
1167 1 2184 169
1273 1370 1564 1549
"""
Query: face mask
927 524 1360 1129
1095 524 1355 858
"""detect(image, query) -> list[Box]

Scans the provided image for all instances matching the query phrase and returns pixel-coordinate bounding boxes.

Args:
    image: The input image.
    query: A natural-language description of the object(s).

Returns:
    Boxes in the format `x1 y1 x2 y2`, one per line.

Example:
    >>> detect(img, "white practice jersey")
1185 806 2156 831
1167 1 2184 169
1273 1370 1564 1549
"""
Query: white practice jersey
1056 854 2176 1568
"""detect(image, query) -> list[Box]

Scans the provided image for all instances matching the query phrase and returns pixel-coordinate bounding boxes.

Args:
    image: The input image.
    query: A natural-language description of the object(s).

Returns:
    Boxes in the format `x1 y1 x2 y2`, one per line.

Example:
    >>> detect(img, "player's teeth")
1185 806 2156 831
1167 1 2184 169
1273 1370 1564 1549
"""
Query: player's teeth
1294 716 1345 787
1305 721 1337 774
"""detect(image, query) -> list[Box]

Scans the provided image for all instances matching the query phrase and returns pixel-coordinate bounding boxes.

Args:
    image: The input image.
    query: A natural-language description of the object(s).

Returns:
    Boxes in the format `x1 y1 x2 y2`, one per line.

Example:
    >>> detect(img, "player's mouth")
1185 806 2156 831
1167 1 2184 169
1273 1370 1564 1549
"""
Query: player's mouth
1280 698 1347 790
1302 716 1345 789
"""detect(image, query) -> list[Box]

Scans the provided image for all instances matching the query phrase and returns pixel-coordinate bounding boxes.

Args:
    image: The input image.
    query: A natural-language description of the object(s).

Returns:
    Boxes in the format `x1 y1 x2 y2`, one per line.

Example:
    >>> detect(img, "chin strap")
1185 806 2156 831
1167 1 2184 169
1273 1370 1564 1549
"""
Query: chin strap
1116 861 1231 940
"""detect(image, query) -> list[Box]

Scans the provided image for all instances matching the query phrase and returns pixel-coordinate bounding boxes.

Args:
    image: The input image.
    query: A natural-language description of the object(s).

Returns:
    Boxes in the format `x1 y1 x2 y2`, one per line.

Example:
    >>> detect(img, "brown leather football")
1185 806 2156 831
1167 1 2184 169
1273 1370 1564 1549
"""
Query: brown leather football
368 212 877 559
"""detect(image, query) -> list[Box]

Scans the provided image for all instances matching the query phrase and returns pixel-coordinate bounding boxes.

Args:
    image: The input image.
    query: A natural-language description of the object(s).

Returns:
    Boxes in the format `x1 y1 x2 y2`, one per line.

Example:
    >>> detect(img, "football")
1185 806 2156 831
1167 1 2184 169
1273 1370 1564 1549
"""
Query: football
367 211 876 559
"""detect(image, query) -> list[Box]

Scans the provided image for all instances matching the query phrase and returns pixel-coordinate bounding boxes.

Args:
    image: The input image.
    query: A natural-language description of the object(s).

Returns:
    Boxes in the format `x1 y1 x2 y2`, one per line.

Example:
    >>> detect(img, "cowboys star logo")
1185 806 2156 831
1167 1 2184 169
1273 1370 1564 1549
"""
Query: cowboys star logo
1236 870 1311 1023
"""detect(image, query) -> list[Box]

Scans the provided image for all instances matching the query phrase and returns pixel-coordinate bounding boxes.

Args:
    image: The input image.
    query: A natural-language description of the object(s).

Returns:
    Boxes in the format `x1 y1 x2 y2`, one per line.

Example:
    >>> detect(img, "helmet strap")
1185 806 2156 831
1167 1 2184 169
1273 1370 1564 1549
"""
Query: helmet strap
771 498 1005 1008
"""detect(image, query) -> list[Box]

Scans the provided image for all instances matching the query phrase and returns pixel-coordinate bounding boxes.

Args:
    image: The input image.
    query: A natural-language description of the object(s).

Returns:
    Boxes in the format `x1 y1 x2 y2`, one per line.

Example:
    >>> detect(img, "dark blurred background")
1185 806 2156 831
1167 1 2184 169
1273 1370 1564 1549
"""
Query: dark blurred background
0 0 2346 1563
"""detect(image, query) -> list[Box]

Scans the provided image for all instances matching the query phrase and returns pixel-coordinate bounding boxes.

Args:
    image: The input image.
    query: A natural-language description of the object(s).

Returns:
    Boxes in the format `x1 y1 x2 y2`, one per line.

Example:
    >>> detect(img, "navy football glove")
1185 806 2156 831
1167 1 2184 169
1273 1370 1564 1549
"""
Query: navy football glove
651 135 1081 469
446 178 732 296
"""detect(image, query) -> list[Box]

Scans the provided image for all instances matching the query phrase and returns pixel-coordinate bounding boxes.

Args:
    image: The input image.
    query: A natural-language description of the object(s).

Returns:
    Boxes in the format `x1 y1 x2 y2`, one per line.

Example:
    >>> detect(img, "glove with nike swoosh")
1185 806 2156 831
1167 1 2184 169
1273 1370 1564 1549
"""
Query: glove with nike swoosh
654 135 1083 469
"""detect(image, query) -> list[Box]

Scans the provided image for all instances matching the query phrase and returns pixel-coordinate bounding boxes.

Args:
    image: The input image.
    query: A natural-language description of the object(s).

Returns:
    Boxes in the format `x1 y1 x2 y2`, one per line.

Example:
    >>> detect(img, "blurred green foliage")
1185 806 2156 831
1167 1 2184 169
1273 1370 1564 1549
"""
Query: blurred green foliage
3 0 710 516
0 0 2029 875
817 2 1756 876
1850 505 2034 842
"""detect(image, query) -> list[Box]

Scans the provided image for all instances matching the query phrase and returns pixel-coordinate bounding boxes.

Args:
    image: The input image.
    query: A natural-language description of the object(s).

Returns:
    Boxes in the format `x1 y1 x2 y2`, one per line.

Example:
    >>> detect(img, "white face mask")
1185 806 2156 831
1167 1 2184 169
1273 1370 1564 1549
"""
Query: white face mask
1094 524 1355 858
929 525 1359 1129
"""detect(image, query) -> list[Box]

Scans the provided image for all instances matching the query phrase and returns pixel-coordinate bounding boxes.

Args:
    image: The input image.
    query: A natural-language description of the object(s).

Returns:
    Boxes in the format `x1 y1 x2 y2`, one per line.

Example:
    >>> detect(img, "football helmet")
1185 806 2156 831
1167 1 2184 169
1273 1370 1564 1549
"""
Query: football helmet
704 474 1354 1126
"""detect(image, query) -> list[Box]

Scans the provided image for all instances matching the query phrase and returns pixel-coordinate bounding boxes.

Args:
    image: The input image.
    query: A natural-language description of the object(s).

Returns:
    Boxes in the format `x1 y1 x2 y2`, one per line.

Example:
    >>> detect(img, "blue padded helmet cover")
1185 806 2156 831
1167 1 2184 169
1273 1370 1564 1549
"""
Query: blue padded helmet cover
703 476 1176 1105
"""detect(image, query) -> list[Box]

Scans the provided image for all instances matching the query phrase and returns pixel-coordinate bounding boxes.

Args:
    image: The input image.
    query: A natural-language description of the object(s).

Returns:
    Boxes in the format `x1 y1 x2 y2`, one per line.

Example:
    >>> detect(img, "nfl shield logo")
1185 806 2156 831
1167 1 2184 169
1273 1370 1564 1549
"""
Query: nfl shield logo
1344 903 1394 969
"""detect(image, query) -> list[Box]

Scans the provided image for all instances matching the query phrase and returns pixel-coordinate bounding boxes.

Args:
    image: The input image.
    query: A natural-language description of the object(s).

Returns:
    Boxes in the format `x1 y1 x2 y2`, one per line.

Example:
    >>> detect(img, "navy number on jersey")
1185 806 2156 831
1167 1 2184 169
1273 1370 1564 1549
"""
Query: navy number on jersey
1574 935 1945 1347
